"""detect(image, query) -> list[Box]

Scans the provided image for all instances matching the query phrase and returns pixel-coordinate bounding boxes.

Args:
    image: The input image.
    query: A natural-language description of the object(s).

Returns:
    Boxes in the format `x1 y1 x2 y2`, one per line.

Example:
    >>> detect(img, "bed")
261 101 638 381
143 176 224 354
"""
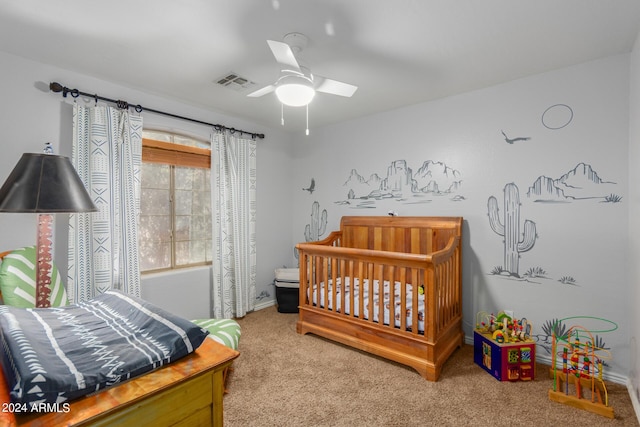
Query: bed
0 338 237 427
0 291 239 426
296 216 463 381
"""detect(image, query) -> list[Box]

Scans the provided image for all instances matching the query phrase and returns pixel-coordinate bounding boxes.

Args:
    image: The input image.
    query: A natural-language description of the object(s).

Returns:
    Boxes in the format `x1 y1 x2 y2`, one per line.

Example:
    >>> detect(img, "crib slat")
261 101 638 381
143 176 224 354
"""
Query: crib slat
366 263 372 323
398 267 406 331
410 228 421 254
323 256 331 313
358 261 365 320
332 257 338 314
381 264 388 327
373 227 382 251
348 260 356 319
339 258 346 317
321 256 328 313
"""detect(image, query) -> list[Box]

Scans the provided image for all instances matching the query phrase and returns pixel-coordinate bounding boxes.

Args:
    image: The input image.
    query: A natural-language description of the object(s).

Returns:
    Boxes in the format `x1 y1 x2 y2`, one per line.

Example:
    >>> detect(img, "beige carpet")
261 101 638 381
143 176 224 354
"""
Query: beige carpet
223 306 639 426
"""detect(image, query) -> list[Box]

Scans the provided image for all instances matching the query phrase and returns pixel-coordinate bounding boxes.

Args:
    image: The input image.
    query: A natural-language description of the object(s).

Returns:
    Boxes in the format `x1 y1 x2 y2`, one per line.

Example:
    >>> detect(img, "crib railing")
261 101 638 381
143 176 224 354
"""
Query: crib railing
297 234 461 343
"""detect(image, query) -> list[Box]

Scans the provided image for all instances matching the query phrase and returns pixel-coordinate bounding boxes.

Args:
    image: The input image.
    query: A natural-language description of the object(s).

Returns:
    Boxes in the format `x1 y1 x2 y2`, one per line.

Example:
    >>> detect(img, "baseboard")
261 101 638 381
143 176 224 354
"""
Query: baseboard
627 380 640 425
254 298 276 311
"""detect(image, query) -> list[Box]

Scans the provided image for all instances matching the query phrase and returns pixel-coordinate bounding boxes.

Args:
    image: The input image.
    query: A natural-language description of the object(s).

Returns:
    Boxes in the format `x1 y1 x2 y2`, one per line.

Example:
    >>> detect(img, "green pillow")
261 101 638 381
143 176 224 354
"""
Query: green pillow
191 318 241 350
0 246 69 307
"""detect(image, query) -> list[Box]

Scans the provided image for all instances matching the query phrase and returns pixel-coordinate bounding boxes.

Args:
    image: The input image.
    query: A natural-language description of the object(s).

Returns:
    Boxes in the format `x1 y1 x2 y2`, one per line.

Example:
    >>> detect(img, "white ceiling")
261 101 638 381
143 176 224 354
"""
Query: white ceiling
1 1 639 133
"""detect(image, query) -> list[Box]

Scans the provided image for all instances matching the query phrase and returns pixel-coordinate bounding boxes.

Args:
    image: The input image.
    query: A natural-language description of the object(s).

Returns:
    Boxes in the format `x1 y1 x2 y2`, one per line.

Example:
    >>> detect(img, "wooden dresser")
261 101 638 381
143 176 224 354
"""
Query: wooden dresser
0 338 239 427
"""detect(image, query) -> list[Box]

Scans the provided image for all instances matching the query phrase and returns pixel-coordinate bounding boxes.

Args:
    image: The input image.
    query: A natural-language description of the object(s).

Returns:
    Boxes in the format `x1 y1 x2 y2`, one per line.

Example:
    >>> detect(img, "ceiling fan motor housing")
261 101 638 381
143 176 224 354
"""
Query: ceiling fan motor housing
275 74 315 107
283 32 309 54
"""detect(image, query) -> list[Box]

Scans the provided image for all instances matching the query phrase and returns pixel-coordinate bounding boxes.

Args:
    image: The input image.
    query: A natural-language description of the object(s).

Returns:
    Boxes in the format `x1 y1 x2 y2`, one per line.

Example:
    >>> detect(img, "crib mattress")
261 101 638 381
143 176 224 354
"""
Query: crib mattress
0 291 209 406
310 278 425 333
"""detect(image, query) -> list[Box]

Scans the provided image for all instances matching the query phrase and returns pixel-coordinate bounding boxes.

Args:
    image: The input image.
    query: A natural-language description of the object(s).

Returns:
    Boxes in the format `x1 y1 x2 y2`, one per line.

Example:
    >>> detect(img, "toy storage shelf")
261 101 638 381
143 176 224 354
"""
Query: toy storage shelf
473 331 535 381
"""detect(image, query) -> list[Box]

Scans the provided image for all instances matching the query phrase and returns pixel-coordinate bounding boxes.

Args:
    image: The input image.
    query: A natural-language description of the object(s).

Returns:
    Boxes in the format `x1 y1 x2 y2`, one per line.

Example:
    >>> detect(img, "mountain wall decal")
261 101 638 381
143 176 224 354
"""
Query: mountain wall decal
342 159 462 200
526 162 617 201
527 176 571 200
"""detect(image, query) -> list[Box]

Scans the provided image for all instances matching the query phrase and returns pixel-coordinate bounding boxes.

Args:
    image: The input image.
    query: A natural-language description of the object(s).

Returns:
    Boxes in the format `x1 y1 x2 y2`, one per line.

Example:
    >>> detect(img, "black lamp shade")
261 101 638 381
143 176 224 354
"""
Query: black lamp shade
0 153 98 213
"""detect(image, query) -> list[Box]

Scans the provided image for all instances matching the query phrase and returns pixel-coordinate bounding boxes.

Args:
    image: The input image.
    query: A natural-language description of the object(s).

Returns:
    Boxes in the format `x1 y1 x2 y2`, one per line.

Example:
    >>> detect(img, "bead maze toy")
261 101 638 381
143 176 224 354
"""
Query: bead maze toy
474 311 535 381
548 316 616 419
475 311 533 344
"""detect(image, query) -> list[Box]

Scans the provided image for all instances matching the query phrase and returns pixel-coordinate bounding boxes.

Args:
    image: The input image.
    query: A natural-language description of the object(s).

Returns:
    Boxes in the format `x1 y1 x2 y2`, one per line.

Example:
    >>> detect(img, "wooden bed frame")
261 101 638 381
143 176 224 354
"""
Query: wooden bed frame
296 216 463 381
0 338 239 427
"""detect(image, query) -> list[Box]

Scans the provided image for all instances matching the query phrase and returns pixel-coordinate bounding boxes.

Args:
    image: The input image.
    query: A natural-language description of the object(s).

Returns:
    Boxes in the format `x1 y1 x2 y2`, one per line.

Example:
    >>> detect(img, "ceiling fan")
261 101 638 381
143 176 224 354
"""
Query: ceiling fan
247 32 358 108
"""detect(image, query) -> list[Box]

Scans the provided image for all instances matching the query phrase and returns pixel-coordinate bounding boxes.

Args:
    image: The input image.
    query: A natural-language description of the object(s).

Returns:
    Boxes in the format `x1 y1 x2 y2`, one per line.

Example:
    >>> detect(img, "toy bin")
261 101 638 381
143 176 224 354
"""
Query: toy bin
274 268 300 313
473 331 535 381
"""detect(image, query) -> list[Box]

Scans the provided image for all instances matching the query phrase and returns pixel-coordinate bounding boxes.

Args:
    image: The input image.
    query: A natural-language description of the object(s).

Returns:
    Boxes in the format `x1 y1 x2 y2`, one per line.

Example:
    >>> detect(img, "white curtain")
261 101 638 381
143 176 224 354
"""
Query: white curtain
210 131 257 318
68 104 142 303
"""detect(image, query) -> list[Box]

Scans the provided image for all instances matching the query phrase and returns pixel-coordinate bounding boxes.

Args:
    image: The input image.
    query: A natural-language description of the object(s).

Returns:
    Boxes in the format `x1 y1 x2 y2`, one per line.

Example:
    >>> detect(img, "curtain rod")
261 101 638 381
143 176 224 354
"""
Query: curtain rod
49 82 265 140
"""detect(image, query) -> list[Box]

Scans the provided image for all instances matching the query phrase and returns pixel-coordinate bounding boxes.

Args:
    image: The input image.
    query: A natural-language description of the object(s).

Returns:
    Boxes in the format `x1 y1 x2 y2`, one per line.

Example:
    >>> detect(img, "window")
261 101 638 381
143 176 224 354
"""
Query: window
139 130 212 273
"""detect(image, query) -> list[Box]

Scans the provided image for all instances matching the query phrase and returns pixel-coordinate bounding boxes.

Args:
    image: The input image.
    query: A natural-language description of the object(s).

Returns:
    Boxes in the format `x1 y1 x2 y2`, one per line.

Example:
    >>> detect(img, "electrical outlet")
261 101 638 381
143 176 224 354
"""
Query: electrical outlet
504 310 514 319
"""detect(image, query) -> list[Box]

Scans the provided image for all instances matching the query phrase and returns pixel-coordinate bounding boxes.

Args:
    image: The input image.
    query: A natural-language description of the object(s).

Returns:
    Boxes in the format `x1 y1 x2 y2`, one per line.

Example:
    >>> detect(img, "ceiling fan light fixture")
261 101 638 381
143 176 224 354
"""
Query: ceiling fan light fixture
275 74 315 107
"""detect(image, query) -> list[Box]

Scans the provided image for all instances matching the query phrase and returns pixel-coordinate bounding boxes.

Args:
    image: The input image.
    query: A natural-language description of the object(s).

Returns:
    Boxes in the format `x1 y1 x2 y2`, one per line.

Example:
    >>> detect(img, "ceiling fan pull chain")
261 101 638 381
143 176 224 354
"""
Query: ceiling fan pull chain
281 103 285 126
306 104 310 136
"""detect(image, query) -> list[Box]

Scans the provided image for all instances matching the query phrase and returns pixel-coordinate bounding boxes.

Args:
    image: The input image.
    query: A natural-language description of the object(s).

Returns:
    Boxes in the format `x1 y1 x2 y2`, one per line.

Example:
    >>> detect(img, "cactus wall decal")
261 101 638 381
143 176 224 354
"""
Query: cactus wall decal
304 201 328 242
488 183 537 277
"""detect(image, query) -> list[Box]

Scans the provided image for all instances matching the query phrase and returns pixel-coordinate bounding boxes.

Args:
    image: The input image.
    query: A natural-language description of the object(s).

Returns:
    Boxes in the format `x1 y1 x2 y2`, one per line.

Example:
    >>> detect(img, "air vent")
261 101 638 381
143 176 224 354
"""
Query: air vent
215 72 256 92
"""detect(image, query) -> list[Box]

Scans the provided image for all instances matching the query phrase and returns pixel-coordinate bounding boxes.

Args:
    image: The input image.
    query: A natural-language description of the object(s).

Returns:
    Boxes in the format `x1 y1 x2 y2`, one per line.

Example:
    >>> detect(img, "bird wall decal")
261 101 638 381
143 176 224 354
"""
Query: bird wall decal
501 130 531 144
303 178 315 194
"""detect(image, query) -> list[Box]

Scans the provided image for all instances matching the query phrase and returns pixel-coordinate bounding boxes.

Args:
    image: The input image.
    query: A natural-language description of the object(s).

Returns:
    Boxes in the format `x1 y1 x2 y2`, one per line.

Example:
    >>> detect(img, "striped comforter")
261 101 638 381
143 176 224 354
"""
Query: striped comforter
0 291 209 406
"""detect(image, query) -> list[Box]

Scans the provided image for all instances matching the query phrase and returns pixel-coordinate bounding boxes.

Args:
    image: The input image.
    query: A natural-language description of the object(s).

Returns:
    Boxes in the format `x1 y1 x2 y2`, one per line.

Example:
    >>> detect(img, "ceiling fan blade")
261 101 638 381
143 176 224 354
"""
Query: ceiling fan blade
315 76 358 97
247 85 275 97
267 40 301 72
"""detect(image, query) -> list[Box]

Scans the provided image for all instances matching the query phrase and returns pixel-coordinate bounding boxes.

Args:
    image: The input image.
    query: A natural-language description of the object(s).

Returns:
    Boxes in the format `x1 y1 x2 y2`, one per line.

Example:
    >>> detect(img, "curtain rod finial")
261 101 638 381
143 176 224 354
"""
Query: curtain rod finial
49 82 63 93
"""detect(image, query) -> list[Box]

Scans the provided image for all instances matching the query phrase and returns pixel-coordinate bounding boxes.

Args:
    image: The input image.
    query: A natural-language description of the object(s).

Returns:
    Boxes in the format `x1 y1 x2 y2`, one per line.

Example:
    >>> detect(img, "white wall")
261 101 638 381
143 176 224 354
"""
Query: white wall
0 51 292 317
292 54 632 381
141 267 211 319
628 30 640 404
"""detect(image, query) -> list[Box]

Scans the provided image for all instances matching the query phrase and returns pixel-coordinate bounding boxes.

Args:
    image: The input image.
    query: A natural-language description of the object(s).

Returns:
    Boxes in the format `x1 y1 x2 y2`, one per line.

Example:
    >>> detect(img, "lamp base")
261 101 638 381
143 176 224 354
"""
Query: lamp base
36 213 53 308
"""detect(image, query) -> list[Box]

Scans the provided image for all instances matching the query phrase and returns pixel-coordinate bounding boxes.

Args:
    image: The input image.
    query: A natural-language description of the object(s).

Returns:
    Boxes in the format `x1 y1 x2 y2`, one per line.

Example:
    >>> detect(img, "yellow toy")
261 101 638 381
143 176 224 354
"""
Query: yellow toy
492 329 505 343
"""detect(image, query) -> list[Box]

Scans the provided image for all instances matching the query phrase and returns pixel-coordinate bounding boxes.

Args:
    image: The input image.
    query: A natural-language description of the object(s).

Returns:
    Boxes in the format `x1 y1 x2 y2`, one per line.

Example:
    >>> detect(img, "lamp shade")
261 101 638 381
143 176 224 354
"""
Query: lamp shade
0 153 97 213
275 74 316 107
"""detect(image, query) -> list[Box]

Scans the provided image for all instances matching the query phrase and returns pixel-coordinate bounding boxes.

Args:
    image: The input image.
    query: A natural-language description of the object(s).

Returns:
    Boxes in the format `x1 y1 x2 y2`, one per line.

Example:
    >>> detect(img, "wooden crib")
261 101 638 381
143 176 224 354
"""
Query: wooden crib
296 216 463 381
